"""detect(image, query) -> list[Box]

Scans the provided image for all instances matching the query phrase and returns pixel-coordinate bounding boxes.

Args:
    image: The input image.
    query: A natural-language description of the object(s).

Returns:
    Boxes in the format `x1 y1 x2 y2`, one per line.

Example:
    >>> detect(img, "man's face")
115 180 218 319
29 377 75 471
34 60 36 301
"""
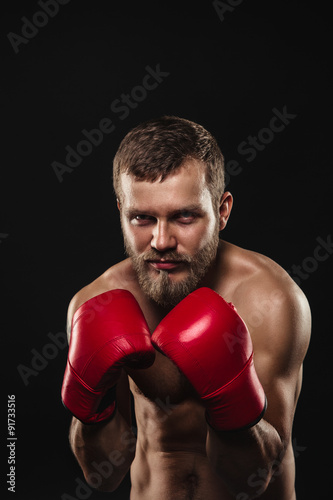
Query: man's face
118 160 221 307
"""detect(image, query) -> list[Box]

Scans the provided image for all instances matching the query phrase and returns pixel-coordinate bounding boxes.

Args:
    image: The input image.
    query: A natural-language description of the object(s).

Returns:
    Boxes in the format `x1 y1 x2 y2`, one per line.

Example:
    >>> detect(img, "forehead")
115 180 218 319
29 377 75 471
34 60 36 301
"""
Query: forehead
119 160 211 211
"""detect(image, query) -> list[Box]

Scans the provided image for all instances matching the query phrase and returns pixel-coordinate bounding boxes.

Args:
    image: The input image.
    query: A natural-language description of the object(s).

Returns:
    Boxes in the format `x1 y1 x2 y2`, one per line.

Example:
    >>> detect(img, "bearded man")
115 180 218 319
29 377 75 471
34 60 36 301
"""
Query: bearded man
62 116 311 499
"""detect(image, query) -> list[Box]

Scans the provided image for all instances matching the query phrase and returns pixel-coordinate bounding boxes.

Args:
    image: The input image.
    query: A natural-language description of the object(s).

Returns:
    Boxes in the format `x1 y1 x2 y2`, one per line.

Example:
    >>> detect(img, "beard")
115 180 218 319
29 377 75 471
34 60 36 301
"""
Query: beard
123 228 220 308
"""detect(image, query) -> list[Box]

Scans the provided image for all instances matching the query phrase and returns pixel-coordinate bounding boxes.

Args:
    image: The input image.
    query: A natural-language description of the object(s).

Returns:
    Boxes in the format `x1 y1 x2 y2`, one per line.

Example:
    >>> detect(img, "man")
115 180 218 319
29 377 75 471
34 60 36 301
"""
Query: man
61 116 311 499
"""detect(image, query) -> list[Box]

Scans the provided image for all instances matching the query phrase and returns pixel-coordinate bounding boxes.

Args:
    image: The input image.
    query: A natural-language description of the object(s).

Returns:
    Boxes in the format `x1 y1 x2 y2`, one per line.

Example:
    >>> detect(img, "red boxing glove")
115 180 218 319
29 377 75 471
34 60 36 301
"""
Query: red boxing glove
152 287 266 431
61 289 155 424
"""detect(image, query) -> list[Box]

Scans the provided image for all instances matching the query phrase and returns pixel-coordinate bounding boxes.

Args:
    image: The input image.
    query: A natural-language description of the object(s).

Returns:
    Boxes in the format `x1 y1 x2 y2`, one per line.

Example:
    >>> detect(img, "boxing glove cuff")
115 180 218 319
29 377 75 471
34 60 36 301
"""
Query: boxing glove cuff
204 354 267 431
61 361 116 425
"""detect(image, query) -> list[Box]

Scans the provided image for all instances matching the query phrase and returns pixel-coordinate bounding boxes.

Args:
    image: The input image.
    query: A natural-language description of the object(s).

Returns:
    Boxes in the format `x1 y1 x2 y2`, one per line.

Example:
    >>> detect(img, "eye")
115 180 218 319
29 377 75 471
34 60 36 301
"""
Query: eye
131 214 155 226
176 211 197 224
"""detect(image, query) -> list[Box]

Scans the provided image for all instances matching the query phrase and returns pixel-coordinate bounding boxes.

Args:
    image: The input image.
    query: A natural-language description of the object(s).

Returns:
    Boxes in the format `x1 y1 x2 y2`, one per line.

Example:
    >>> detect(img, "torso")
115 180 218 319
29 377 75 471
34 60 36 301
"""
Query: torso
73 240 301 499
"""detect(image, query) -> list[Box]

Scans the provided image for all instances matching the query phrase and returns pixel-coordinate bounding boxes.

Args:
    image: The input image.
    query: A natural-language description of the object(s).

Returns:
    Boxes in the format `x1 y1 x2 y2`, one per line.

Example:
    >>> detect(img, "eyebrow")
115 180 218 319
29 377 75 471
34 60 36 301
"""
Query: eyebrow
124 204 204 218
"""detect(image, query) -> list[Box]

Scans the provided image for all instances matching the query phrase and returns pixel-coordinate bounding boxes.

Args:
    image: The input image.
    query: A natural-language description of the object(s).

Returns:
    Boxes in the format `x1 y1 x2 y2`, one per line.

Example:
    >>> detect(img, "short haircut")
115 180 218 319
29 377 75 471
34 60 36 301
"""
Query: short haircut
113 116 225 208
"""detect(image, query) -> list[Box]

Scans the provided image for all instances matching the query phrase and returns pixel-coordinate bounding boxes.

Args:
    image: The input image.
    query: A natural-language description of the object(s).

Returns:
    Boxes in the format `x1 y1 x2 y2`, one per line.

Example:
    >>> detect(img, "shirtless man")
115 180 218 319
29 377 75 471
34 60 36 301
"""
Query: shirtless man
61 116 311 499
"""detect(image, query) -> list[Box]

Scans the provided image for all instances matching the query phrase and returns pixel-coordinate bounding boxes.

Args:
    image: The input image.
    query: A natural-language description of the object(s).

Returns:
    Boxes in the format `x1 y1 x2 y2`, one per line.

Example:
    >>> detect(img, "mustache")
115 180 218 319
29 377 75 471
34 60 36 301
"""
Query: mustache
142 249 192 263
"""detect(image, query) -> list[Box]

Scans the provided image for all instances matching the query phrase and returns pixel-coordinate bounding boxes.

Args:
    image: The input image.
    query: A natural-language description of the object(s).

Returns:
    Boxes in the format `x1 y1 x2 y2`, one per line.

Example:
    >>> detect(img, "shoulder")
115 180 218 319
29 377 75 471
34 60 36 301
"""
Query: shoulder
227 243 311 371
235 246 310 324
66 258 137 341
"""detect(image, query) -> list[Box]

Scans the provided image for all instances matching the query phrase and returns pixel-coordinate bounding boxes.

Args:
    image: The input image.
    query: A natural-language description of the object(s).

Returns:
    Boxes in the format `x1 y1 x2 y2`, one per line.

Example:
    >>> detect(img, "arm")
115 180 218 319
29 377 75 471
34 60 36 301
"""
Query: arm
62 289 155 492
69 371 136 492
206 412 284 497
206 282 311 497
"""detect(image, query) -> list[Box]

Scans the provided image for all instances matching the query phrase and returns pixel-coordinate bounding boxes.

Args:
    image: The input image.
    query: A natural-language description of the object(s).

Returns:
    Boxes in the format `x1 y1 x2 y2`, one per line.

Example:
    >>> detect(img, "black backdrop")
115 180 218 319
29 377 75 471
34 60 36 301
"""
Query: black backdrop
1 1 331 499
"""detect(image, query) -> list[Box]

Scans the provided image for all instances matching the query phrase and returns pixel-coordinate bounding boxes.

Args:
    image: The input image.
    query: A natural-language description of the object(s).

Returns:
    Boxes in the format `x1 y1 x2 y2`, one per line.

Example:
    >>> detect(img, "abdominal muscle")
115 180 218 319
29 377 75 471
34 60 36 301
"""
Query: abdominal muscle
127 373 230 500
130 447 226 500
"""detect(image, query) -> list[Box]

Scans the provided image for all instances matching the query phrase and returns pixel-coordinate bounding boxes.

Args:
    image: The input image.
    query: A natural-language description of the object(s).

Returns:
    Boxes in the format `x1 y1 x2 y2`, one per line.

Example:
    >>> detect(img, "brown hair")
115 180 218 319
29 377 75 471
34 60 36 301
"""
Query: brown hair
113 116 225 207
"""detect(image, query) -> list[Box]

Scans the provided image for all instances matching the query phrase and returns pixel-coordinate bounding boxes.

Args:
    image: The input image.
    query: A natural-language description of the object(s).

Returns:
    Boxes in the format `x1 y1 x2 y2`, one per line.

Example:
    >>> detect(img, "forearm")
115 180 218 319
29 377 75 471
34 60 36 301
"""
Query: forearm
206 419 284 498
69 409 136 492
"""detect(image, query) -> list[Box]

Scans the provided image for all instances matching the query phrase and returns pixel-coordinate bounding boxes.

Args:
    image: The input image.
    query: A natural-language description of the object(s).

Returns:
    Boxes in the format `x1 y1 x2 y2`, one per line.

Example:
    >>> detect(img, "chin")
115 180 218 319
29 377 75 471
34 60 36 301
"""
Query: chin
151 268 189 284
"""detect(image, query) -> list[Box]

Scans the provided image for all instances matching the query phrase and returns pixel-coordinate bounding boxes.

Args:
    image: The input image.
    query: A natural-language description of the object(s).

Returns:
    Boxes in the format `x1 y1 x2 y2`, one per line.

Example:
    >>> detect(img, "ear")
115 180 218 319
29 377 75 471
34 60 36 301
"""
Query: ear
218 192 233 231
117 199 121 211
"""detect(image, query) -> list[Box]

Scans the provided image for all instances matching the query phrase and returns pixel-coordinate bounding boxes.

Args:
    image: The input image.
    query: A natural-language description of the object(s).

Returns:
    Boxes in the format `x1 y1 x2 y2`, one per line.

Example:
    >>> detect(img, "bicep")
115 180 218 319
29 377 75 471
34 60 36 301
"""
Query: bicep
252 287 311 442
256 363 302 443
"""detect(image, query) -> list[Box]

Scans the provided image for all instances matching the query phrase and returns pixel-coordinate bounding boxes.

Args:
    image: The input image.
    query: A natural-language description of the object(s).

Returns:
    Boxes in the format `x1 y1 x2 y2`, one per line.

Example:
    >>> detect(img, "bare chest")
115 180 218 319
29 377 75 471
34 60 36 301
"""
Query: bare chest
127 350 198 410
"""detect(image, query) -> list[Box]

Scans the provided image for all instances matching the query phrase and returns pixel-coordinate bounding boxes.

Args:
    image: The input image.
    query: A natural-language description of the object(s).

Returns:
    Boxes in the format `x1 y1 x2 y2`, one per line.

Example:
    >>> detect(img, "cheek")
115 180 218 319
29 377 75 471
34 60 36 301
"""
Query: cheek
179 220 217 252
124 223 151 252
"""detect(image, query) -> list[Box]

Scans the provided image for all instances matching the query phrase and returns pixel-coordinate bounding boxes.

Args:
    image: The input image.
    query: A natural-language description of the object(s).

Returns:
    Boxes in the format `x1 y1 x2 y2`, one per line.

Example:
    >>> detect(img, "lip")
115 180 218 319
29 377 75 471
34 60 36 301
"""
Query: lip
147 260 184 270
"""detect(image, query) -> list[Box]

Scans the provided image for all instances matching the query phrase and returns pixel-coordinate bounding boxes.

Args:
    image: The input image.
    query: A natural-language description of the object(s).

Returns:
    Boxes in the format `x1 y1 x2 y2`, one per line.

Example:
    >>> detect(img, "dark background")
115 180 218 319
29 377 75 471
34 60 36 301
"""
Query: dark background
1 1 331 499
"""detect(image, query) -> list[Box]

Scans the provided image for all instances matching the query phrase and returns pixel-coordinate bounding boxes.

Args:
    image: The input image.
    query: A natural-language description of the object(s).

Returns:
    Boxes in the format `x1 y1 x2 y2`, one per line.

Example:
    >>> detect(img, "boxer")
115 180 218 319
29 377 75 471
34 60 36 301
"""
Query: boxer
62 116 311 499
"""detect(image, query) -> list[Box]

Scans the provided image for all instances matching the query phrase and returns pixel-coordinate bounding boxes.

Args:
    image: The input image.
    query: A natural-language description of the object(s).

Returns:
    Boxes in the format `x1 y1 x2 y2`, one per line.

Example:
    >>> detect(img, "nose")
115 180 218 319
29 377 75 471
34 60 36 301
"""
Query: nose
151 220 177 252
